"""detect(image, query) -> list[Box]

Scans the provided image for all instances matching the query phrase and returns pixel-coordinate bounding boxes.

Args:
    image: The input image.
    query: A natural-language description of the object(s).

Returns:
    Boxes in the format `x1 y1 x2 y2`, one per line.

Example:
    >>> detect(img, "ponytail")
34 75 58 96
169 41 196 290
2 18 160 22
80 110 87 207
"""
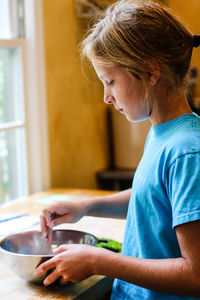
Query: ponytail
193 35 200 48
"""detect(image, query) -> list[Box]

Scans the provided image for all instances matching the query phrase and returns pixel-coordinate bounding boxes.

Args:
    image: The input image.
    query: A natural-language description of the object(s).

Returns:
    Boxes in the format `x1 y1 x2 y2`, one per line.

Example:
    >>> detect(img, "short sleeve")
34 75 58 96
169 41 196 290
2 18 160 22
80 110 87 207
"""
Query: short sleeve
167 152 200 228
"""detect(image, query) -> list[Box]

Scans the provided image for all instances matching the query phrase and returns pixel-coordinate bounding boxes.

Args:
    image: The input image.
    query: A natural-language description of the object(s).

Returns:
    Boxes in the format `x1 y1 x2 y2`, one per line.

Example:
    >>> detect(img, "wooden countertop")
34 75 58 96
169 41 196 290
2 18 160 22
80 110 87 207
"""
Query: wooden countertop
0 189 126 299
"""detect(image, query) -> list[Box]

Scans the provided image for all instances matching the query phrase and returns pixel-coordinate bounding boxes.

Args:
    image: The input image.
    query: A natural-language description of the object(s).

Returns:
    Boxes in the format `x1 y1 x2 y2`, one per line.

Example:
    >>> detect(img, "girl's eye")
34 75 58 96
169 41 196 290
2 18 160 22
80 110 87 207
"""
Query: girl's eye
108 80 114 86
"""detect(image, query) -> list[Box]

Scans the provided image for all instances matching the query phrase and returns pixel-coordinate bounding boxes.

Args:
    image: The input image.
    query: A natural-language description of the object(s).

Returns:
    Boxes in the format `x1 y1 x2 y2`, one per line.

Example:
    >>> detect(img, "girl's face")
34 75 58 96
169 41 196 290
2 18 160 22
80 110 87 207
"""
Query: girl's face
92 61 150 122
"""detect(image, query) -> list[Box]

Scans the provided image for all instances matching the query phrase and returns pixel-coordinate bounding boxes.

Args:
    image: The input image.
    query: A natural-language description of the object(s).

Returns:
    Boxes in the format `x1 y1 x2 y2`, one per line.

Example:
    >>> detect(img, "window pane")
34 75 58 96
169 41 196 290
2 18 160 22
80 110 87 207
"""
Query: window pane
0 0 25 39
0 48 25 123
0 127 28 203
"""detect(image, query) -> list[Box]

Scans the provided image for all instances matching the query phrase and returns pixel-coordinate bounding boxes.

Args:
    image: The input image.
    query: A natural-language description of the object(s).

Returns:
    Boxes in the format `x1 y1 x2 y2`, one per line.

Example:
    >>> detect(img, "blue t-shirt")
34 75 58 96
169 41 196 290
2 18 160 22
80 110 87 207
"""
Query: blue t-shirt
111 114 200 300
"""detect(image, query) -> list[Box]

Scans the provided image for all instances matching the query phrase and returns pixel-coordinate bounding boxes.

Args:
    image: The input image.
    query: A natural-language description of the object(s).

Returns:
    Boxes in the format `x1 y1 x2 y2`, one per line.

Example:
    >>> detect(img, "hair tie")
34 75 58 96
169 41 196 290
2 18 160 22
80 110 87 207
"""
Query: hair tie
193 35 200 48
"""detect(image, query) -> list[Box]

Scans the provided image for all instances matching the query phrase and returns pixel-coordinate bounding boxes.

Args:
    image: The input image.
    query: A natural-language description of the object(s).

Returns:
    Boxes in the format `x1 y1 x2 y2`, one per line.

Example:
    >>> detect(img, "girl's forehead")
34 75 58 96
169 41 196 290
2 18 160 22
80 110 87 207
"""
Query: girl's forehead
92 60 120 75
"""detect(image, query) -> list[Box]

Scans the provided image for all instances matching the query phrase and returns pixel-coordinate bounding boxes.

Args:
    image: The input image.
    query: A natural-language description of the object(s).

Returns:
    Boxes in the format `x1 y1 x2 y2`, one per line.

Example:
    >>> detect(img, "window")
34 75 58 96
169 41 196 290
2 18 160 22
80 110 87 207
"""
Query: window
0 0 50 204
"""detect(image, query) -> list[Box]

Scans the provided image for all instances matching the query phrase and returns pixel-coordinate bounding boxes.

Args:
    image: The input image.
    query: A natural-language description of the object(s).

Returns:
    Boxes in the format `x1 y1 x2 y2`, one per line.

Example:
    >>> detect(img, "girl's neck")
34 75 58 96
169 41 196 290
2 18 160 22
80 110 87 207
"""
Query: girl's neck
149 86 192 126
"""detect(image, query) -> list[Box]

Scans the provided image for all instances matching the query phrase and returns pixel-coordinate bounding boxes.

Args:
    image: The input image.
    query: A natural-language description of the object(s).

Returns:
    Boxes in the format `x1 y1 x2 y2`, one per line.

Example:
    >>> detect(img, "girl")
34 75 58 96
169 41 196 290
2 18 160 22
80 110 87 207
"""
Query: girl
35 1 200 299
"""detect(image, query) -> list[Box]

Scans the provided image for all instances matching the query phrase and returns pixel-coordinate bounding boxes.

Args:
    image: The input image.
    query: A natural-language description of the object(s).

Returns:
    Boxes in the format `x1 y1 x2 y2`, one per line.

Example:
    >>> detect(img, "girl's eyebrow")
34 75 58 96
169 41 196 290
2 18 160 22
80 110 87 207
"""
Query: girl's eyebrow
99 75 109 82
99 73 113 80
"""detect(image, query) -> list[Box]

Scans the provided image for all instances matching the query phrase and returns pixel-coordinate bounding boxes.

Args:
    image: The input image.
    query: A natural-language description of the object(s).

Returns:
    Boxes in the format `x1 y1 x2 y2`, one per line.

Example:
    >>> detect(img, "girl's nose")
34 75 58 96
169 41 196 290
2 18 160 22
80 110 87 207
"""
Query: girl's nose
104 95 115 104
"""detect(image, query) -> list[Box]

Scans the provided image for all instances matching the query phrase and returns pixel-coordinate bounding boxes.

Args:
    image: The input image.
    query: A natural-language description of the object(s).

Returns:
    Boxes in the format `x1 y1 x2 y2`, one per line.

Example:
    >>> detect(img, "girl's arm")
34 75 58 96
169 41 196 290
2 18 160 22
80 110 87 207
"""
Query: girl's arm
94 220 200 297
36 220 200 297
40 189 131 239
85 188 131 218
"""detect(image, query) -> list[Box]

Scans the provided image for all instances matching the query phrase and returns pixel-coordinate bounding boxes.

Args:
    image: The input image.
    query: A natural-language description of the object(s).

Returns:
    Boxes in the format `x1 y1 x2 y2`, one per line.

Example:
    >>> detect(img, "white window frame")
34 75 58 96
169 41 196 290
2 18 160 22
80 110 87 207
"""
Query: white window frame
23 0 50 194
0 0 50 200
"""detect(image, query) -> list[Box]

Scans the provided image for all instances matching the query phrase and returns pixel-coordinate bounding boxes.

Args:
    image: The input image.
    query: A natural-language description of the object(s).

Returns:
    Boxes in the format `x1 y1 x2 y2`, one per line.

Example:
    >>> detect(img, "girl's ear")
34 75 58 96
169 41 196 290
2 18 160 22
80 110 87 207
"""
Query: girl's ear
147 60 160 86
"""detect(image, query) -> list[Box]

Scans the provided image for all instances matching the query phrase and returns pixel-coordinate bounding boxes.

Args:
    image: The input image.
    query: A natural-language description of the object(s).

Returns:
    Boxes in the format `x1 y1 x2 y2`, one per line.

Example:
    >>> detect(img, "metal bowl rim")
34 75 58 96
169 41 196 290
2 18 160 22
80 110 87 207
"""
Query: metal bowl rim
0 229 98 257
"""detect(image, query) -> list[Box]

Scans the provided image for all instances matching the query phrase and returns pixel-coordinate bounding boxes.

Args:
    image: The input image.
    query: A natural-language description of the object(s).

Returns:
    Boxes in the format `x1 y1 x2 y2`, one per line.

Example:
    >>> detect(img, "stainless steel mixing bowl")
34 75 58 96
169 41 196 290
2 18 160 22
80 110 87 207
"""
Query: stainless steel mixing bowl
0 229 97 283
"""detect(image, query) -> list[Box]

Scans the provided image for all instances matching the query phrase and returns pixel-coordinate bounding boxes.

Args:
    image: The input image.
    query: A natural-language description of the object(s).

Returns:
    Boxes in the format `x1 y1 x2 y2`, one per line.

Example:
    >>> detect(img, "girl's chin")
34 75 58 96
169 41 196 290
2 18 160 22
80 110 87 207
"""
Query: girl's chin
126 114 149 123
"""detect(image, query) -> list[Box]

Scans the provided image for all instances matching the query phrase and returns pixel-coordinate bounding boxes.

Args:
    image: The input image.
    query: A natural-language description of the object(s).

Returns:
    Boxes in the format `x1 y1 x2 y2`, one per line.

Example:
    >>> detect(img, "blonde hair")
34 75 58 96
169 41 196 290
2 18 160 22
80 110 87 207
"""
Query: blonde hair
81 0 194 97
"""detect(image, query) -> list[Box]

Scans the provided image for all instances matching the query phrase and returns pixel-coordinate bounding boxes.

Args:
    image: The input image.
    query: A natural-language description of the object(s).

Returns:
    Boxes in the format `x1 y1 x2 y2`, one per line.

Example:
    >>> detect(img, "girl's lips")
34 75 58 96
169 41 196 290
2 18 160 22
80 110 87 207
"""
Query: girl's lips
117 108 124 114
114 105 123 112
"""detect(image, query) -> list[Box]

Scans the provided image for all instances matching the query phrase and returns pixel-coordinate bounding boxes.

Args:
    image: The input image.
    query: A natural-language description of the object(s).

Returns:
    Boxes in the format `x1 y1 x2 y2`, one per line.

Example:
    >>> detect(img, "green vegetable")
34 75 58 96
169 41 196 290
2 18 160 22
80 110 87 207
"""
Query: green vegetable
95 242 108 248
106 240 122 252
95 238 122 252
97 238 111 243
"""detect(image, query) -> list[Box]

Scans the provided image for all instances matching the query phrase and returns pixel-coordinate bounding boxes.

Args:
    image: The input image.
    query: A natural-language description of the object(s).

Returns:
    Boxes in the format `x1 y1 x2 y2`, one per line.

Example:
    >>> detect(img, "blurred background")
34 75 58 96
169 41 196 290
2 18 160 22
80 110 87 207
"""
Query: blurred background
0 0 200 203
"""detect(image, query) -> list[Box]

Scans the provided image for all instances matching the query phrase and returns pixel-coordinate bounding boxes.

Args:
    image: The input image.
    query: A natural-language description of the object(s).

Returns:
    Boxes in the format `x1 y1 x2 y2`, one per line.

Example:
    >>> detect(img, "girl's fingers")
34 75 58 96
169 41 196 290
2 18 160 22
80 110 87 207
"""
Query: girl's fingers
52 214 68 226
40 214 53 242
35 257 57 276
40 215 48 235
42 208 56 227
53 245 68 254
60 275 69 285
46 227 53 243
44 211 53 227
43 269 60 286
42 206 68 227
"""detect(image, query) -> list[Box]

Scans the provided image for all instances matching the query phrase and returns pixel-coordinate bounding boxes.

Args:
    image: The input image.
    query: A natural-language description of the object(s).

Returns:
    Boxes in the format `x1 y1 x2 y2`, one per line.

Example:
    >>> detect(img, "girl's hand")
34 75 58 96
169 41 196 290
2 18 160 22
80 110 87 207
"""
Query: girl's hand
40 201 87 242
34 244 103 286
